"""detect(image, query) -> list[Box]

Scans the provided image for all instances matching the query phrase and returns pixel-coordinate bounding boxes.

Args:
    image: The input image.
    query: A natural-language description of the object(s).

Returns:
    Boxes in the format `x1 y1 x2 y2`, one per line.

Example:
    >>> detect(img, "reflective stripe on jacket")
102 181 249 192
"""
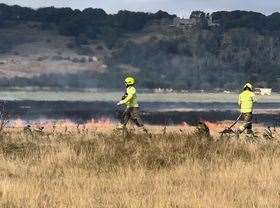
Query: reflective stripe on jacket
238 90 256 113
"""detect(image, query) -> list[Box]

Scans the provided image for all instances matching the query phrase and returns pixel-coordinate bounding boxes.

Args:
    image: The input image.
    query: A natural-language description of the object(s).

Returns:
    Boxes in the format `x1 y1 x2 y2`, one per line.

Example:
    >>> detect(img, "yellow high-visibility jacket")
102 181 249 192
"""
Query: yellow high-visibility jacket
120 86 139 108
238 90 256 113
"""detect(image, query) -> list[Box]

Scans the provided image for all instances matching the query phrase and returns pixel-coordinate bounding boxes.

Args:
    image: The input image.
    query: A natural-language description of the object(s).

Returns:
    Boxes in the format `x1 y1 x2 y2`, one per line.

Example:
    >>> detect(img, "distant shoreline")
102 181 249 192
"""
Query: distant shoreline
0 90 279 103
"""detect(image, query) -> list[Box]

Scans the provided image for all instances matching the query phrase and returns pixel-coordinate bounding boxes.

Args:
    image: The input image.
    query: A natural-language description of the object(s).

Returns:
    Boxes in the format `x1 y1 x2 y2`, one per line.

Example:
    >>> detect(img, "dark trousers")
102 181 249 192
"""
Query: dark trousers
122 107 144 127
240 113 253 132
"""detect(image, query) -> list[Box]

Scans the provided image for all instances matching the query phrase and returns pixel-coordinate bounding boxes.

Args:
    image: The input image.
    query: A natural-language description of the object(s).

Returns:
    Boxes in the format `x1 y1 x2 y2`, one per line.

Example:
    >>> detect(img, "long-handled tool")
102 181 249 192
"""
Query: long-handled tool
113 106 130 139
219 114 242 136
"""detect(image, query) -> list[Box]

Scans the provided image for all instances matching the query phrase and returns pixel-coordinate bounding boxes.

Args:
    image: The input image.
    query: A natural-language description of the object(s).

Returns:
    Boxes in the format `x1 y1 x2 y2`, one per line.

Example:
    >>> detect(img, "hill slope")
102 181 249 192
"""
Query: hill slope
0 4 279 90
0 22 109 78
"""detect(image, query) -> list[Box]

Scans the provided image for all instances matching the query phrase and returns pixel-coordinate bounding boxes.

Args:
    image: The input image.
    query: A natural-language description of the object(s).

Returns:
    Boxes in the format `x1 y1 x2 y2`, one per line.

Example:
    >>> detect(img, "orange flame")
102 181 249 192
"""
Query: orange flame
204 121 230 132
10 119 26 128
85 118 113 129
181 122 191 127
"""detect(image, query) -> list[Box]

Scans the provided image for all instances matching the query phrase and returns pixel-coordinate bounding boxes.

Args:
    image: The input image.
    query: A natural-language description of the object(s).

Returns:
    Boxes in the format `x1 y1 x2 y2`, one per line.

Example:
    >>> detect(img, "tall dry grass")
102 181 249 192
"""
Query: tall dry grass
0 125 279 208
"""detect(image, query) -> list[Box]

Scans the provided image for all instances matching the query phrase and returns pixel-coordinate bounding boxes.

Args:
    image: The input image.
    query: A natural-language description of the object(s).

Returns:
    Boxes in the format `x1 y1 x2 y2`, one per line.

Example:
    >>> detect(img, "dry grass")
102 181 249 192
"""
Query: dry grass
0 123 279 208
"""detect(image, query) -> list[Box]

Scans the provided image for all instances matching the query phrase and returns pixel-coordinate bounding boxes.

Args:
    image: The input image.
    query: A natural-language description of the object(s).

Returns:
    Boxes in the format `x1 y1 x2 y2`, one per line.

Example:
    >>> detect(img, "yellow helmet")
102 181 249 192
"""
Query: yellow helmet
243 83 253 91
124 76 135 86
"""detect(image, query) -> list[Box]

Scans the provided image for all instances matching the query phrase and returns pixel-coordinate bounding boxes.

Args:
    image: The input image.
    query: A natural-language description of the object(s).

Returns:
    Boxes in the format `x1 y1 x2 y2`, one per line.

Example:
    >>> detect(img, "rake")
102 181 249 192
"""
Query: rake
219 114 242 137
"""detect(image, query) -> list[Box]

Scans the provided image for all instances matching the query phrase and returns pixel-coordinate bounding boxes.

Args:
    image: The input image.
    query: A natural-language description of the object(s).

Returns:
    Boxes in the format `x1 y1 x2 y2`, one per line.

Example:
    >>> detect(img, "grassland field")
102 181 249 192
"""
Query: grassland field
0 120 279 208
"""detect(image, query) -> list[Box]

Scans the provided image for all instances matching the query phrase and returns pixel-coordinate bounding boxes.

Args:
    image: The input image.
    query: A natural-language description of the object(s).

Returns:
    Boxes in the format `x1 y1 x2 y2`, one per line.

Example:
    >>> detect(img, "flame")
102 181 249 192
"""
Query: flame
204 121 230 132
181 122 191 127
56 120 77 128
85 118 113 129
10 119 26 128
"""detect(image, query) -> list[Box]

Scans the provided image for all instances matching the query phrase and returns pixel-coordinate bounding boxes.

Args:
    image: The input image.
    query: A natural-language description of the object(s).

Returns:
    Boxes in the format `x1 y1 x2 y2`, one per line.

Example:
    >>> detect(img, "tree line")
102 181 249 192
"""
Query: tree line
0 4 174 47
0 4 280 90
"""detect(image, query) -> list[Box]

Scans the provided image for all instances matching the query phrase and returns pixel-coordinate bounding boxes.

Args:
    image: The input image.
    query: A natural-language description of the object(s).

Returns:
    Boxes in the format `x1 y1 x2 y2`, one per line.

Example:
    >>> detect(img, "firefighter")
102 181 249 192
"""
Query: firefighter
117 76 149 134
237 83 256 134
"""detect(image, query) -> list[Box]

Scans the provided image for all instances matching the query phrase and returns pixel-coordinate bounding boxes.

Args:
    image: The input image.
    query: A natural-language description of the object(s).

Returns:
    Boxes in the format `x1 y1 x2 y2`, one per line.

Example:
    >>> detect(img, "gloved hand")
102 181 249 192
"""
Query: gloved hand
117 101 123 106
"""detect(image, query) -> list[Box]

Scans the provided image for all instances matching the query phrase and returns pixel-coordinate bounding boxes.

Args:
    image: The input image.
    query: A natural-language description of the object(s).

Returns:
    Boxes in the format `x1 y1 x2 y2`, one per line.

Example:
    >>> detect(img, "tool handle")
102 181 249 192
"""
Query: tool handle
228 114 242 130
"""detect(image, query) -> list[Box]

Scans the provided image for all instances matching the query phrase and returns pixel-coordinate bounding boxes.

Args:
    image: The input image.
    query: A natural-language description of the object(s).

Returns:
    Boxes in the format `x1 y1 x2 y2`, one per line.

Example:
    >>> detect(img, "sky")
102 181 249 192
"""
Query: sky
1 0 279 17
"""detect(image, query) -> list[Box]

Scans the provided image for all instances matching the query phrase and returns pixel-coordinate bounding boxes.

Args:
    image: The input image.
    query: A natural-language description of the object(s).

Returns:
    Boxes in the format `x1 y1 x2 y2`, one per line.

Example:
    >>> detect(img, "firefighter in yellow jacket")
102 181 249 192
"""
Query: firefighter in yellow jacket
237 83 256 134
117 76 148 133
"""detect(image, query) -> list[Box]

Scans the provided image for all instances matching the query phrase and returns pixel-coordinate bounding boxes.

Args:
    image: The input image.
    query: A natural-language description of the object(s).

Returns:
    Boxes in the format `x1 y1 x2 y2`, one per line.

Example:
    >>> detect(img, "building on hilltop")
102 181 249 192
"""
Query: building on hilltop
172 11 219 28
172 17 196 27
206 13 220 27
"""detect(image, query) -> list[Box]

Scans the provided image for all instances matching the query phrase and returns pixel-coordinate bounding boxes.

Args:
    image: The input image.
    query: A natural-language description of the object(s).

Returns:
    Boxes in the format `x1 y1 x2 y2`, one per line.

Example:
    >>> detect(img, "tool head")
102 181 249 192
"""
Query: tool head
219 128 235 134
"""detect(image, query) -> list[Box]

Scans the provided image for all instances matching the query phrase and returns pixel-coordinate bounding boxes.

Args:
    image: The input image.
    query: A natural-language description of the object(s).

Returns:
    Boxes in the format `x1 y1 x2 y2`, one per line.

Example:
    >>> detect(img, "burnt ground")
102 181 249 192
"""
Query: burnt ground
1 101 280 126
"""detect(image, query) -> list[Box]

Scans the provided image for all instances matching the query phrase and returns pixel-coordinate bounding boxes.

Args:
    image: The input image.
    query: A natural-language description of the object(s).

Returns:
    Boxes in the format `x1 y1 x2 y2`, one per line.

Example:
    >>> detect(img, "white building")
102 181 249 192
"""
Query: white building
255 88 272 96
172 17 197 27
172 12 219 28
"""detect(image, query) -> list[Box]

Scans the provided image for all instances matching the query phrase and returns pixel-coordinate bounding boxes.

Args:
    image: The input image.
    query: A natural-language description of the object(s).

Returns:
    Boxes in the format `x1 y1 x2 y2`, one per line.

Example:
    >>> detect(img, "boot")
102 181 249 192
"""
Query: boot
235 129 243 139
142 127 152 138
246 129 253 135
142 126 148 134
